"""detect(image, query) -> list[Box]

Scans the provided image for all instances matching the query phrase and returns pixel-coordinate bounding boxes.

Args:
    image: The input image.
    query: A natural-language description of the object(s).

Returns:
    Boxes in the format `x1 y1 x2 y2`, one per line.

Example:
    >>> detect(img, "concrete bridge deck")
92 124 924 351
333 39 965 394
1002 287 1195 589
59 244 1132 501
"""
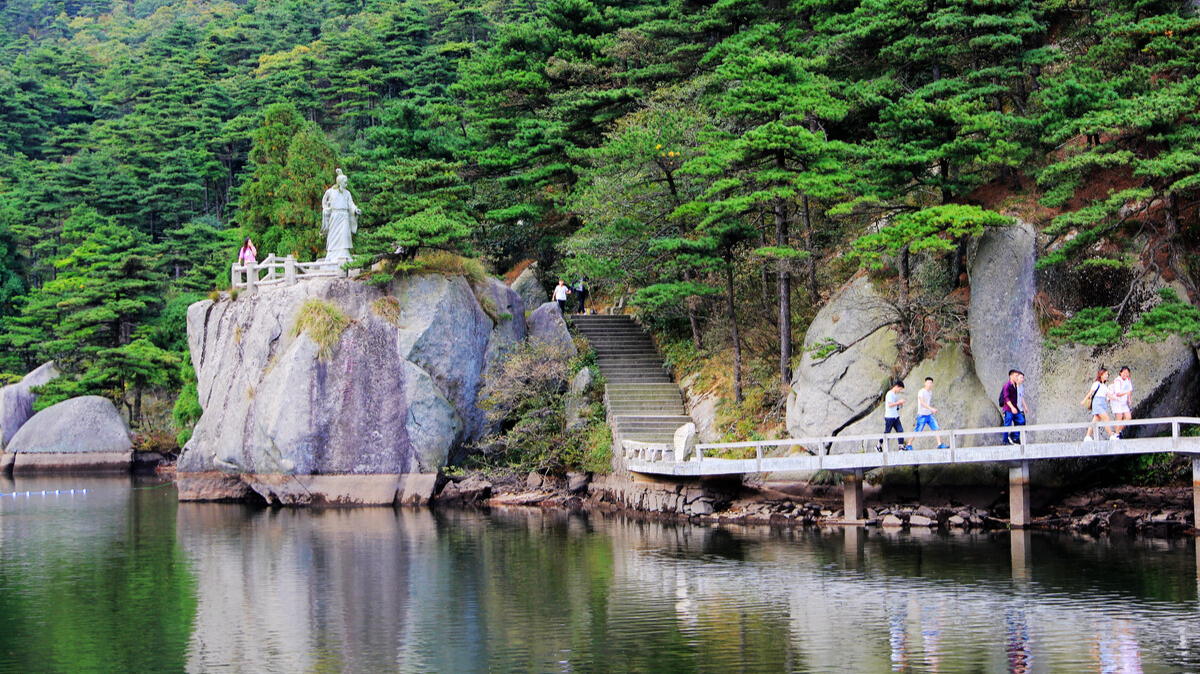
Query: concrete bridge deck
621 417 1200 529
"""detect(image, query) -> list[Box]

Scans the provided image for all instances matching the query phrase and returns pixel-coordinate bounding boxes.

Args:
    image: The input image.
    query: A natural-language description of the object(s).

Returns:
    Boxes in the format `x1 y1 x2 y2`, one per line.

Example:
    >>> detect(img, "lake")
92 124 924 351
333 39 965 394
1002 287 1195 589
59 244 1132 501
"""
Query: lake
0 475 1196 673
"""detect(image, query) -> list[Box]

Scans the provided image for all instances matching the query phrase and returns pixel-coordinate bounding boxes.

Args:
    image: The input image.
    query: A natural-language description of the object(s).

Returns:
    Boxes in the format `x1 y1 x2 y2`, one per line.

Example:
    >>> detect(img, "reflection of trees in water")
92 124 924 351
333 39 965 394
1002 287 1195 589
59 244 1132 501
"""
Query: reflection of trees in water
0 476 195 673
171 503 1200 673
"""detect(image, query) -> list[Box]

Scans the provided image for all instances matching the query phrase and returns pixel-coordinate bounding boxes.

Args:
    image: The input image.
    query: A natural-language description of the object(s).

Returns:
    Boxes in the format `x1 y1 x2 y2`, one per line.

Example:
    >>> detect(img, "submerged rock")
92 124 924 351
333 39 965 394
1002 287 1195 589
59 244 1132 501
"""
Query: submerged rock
0 361 60 449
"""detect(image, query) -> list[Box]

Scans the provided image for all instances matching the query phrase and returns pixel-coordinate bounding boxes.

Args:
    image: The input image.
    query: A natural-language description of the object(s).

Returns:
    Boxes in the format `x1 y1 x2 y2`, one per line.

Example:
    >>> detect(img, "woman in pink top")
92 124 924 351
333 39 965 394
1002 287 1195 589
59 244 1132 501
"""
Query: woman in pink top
238 237 257 266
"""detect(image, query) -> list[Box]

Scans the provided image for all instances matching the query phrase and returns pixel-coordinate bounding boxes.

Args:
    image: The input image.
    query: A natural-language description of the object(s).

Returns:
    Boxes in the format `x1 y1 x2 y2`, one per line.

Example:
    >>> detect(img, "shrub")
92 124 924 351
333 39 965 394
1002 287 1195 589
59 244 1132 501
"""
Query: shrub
291 299 352 360
173 376 203 447
478 294 501 323
480 338 573 423
475 338 611 474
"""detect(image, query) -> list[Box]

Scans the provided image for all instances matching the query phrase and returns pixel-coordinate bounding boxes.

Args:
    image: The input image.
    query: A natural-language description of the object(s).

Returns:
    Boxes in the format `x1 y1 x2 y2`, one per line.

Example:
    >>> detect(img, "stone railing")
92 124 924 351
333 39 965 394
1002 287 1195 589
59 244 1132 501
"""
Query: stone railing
231 254 349 295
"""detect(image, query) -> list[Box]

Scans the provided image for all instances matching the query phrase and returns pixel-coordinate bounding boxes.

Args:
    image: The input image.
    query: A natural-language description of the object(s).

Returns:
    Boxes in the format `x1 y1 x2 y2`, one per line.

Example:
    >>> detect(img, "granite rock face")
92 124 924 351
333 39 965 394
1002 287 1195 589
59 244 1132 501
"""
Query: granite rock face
179 275 523 499
511 263 549 309
0 361 60 449
782 218 1200 484
527 302 577 357
969 220 1200 431
7 395 132 453
786 275 899 439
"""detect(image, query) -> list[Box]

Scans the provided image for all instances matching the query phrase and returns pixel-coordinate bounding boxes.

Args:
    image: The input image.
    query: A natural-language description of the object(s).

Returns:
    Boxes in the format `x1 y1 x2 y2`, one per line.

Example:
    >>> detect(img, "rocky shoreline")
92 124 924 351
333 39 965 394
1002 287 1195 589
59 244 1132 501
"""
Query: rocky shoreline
434 469 1198 538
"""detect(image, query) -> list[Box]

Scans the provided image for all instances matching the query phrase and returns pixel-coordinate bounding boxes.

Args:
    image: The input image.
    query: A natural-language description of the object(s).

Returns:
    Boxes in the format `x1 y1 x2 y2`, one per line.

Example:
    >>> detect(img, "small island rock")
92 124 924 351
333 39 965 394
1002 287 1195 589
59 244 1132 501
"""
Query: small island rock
7 396 132 453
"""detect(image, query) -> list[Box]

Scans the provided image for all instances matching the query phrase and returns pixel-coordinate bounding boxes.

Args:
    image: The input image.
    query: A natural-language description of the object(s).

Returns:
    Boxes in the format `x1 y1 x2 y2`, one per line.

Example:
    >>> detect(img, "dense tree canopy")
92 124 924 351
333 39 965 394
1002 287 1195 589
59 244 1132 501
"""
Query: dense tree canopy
1 0 1199 439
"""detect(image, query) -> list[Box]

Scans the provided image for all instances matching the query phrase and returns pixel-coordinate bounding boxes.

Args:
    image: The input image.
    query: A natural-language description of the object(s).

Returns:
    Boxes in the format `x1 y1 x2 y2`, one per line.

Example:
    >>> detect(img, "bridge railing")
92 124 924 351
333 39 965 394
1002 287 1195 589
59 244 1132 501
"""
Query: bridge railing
623 417 1200 464
231 255 347 295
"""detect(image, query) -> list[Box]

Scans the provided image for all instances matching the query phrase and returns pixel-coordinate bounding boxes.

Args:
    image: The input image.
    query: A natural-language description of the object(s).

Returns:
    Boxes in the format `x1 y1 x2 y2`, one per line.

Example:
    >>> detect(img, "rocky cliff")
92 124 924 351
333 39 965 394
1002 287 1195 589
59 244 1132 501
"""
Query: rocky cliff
786 221 1200 480
177 274 538 504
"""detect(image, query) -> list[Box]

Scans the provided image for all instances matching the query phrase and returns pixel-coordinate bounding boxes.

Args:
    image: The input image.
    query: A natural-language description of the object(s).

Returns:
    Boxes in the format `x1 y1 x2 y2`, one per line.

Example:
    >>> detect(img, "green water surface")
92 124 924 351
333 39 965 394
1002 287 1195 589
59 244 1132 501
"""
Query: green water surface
0 475 1196 673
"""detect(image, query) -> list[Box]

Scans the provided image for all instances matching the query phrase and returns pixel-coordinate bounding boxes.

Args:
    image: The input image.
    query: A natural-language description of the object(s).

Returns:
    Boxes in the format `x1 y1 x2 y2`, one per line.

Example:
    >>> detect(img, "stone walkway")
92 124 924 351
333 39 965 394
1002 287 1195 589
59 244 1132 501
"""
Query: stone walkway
571 315 693 445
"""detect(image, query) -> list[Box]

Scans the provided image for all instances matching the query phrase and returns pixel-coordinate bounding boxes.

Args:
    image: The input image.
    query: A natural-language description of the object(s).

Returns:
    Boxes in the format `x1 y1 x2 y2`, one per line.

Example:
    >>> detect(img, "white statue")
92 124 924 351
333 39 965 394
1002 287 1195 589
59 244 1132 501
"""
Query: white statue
321 168 361 264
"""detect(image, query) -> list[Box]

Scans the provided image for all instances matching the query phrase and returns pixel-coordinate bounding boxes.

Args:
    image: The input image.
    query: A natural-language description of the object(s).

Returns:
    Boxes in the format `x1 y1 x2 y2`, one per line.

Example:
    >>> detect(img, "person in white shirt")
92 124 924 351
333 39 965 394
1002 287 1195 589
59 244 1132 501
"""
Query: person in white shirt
914 377 949 449
1110 366 1133 438
553 279 571 315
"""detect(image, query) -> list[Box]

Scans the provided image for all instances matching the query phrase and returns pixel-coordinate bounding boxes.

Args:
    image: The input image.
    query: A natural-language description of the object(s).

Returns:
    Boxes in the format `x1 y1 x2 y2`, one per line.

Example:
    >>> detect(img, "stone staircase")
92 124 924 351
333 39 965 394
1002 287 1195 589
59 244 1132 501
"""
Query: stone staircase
571 315 693 446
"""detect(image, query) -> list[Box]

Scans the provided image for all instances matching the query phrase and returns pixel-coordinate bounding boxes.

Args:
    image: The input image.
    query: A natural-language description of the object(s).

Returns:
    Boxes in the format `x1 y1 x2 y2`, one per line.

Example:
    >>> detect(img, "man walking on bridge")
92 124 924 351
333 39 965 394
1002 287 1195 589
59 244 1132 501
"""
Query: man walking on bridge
915 377 950 449
1001 370 1026 445
878 380 913 452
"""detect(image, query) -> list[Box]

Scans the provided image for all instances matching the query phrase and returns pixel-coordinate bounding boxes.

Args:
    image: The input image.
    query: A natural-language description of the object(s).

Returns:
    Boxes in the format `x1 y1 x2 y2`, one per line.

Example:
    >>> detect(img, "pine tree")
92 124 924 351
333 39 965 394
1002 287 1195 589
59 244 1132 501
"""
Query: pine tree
238 103 339 259
699 23 852 385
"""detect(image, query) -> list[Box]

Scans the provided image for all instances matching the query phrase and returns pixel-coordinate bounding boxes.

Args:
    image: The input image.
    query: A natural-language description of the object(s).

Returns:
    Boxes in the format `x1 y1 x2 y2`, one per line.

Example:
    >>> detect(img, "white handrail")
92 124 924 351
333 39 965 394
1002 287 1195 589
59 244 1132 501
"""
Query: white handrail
231 255 352 294
621 416 1200 469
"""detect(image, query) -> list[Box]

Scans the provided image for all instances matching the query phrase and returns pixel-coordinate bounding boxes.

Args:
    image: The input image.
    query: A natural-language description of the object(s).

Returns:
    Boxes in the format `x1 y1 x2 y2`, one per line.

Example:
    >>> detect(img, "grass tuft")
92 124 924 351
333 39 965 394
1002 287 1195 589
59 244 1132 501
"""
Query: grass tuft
417 250 488 284
372 296 402 327
291 299 352 361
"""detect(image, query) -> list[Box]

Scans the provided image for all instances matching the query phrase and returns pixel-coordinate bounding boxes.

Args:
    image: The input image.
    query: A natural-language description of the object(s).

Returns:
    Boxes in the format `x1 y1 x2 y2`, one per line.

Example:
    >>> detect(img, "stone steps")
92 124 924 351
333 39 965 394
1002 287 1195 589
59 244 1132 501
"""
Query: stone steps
574 315 693 445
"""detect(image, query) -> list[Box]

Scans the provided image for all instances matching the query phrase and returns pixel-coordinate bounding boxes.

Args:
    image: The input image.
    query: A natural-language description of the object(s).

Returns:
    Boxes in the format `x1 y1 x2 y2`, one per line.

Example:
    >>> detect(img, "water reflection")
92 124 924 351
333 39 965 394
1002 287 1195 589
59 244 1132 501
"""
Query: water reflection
174 506 1200 674
2 479 1200 673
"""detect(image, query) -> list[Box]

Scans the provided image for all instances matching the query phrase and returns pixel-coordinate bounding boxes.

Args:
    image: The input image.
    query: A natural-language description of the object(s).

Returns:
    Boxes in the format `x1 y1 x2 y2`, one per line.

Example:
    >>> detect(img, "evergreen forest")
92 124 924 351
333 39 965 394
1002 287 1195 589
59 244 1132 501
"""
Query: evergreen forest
2 0 1200 446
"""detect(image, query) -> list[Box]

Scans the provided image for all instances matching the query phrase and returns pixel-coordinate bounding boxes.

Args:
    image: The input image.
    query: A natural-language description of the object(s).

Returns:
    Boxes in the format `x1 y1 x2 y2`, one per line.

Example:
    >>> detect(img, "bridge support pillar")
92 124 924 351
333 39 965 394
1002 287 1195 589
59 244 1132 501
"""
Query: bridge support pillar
1192 458 1200 530
1009 461 1031 529
843 469 864 522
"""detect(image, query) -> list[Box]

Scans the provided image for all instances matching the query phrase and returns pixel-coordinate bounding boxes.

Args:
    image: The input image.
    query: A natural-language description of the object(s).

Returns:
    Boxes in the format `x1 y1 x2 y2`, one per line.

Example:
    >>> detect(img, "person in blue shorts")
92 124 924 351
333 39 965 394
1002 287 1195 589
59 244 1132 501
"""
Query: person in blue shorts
915 377 950 449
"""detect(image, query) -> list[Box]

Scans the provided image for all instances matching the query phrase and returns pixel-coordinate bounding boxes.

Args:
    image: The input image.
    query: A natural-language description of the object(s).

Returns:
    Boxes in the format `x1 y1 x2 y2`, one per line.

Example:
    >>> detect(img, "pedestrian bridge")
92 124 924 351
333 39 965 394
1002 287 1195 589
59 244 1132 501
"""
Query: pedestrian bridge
621 417 1200 528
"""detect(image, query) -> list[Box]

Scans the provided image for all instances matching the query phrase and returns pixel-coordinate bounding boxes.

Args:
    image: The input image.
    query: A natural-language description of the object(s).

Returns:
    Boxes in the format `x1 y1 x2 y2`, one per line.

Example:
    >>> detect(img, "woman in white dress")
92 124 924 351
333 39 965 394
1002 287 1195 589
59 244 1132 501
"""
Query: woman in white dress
1110 366 1133 438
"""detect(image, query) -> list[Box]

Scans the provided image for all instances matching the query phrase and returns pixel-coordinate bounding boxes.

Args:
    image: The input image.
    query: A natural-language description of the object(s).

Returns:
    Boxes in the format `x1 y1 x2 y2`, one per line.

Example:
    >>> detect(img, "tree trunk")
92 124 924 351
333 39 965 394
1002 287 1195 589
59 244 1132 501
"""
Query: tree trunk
683 268 703 350
949 237 968 288
1164 190 1197 295
726 261 743 404
133 387 142 429
801 193 818 300
759 232 775 325
775 194 791 387
898 244 911 309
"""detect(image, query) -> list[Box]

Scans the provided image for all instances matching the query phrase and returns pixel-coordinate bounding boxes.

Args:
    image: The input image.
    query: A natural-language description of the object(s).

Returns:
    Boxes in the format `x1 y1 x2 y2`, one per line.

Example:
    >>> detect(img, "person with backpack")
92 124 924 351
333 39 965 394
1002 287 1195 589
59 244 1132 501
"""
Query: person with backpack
1000 370 1025 445
574 277 589 314
1080 368 1119 441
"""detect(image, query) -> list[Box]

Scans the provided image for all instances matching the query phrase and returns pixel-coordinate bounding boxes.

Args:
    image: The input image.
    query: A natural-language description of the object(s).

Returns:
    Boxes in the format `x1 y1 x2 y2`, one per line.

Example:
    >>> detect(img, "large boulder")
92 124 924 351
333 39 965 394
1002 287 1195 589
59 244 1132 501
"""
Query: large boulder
970 220 1200 431
0 361 60 449
510 262 548 309
7 395 132 453
967 220 1043 403
179 275 500 501
475 276 527 380
786 275 899 439
527 301 577 358
838 344 999 455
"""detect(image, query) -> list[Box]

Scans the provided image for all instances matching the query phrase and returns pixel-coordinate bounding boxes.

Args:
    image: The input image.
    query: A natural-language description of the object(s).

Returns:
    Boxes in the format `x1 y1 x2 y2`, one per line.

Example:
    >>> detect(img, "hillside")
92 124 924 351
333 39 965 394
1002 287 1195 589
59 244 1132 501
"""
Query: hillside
0 0 1199 450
